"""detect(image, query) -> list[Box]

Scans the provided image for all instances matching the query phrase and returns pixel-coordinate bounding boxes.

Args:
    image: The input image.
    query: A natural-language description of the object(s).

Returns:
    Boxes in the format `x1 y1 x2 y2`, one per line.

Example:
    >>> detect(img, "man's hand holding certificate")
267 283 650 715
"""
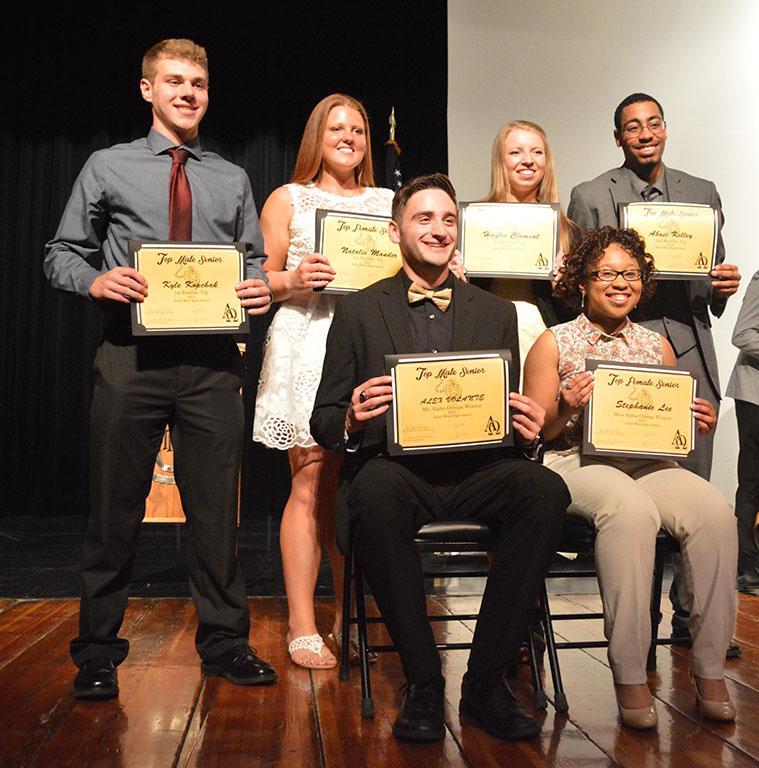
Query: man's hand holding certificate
619 202 718 278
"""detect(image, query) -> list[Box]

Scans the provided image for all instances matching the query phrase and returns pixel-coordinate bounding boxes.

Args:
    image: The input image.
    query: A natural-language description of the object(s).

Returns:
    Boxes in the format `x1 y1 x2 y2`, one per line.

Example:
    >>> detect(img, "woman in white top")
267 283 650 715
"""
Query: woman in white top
253 94 393 668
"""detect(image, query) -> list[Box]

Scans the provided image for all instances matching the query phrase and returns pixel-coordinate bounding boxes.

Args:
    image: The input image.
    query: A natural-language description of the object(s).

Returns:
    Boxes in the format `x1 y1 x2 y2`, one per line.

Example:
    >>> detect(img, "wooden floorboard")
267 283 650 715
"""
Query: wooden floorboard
0 594 758 767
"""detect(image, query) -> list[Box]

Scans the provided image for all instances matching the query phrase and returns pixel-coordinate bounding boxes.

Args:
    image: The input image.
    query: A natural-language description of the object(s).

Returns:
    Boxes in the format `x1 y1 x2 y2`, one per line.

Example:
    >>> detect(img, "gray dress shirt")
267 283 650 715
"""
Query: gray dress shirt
44 128 266 297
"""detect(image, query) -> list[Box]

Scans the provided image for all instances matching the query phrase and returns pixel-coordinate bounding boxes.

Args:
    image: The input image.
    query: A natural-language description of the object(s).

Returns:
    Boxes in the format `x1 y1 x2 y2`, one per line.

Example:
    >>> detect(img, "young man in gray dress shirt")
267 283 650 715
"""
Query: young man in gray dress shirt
568 93 741 651
45 39 275 700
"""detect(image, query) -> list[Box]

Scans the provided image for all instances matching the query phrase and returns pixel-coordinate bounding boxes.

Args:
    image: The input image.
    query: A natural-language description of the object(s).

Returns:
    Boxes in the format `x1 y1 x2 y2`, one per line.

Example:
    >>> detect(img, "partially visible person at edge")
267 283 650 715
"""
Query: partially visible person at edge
726 269 759 594
524 226 738 731
44 38 275 701
567 93 741 651
252 94 394 669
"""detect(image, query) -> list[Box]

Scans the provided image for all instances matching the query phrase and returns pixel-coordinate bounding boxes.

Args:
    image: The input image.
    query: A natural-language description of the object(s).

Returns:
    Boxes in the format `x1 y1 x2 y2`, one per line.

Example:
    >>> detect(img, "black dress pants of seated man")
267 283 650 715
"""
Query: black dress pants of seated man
349 452 569 684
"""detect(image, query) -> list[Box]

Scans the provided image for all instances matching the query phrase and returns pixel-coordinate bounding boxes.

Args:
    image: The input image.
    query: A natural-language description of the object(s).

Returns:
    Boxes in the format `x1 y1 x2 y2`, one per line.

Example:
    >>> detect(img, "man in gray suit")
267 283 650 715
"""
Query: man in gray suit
568 93 741 647
726 270 759 593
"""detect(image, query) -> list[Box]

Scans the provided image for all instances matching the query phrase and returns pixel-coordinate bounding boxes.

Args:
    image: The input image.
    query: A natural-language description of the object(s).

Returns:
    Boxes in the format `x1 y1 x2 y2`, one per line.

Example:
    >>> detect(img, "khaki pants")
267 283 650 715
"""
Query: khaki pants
545 452 737 683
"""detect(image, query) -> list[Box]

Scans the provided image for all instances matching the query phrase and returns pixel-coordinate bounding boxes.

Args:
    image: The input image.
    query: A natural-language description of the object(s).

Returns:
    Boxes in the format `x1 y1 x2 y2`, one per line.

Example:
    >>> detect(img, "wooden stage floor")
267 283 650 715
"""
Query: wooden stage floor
1 593 758 768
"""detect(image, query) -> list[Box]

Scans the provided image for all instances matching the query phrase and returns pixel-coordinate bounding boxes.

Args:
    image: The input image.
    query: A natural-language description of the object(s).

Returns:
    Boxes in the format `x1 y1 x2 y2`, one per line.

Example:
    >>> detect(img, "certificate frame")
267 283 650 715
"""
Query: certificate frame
314 209 402 294
129 241 249 336
457 201 559 279
385 349 512 456
583 359 696 461
618 202 718 280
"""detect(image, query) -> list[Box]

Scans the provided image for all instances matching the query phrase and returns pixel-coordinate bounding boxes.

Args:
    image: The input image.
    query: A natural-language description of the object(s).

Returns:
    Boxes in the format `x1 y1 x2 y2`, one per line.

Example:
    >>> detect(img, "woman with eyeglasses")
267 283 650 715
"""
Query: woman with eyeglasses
523 226 737 730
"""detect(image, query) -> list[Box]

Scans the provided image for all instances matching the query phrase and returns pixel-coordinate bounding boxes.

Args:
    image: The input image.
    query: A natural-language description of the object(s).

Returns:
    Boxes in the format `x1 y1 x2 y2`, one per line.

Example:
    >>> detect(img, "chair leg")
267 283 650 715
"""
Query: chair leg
647 543 666 671
527 622 547 710
539 582 568 713
339 547 353 681
353 548 375 718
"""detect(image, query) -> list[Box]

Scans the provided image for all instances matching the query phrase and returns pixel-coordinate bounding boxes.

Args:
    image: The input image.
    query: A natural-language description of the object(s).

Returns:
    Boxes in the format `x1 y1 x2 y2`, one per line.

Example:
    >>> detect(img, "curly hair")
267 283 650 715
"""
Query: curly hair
553 226 656 311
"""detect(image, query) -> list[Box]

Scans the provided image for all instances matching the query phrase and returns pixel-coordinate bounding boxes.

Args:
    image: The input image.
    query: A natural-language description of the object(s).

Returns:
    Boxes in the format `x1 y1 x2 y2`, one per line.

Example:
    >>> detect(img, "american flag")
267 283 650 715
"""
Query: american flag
385 107 402 190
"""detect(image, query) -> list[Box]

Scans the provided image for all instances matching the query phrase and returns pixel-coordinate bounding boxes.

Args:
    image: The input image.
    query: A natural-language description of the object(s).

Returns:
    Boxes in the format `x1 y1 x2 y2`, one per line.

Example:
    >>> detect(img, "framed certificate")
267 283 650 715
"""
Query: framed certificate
618 202 718 279
129 241 249 336
457 202 559 279
385 350 512 455
583 359 696 461
314 210 402 294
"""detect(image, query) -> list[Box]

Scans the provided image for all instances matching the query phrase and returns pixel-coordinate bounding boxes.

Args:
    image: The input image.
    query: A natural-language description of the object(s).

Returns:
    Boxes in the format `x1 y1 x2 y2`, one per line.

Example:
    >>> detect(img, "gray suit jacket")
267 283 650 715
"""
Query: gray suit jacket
568 165 726 399
727 270 759 406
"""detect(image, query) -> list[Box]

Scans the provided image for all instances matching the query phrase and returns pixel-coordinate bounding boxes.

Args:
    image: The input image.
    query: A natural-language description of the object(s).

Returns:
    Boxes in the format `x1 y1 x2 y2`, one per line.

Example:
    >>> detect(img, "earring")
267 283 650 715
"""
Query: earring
580 291 585 310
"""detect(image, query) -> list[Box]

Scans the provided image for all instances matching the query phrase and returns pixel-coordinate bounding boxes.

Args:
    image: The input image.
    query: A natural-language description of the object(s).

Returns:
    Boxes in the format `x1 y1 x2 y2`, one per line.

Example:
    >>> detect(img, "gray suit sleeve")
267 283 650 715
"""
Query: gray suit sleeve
567 185 599 234
708 181 727 318
732 271 759 360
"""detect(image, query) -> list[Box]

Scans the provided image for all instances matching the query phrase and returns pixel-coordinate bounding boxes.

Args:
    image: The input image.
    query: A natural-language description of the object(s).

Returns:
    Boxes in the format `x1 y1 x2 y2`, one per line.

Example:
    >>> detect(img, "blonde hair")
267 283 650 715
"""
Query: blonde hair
291 94 376 187
486 120 576 253
142 39 209 82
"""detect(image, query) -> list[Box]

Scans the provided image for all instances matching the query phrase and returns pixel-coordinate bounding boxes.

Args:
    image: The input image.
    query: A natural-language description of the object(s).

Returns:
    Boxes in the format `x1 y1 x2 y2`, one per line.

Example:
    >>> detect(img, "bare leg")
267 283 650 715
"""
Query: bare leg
280 445 342 666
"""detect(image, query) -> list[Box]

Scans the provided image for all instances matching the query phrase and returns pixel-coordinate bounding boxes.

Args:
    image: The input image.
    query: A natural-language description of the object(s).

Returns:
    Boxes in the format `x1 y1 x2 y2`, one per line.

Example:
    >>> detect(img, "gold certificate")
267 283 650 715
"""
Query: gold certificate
619 202 718 279
458 202 558 279
129 241 249 335
314 210 402 294
385 350 512 455
583 360 696 460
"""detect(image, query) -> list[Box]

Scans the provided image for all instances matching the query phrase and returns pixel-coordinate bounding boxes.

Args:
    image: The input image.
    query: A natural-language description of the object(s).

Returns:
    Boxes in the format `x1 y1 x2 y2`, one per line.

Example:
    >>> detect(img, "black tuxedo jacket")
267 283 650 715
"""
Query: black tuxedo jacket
310 270 520 550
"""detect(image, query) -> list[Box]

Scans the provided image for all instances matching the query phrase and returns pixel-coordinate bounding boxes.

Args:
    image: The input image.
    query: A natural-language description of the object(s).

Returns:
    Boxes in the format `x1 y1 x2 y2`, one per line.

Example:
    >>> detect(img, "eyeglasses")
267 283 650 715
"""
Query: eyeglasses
621 118 666 137
587 268 642 282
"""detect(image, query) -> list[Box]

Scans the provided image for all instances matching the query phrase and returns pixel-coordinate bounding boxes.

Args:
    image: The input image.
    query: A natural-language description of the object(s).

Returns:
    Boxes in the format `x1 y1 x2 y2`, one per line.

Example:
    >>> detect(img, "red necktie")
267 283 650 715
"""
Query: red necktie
168 148 192 240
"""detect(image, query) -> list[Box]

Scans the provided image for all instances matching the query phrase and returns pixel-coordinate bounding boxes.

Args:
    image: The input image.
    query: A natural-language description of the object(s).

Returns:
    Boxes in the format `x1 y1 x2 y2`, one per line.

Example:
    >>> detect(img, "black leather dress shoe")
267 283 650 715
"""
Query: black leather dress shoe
738 567 759 593
73 658 118 701
201 646 277 686
392 678 446 742
671 624 741 658
459 672 540 741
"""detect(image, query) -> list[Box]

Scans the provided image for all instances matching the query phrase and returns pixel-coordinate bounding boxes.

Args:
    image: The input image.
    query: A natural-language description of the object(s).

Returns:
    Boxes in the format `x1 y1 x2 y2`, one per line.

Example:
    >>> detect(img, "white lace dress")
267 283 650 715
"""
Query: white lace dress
253 183 394 449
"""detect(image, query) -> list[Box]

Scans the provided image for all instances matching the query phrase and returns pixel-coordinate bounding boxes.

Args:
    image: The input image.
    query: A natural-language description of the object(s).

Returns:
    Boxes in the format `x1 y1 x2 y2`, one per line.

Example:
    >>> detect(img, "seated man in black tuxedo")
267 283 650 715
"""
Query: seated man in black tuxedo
310 174 569 743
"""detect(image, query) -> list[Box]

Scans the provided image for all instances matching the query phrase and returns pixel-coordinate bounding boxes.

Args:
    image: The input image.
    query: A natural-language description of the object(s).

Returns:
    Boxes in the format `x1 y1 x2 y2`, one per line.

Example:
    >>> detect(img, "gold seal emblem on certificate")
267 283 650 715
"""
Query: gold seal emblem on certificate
129 241 249 335
314 210 402 294
583 360 696 460
618 202 718 278
385 350 512 455
458 202 559 279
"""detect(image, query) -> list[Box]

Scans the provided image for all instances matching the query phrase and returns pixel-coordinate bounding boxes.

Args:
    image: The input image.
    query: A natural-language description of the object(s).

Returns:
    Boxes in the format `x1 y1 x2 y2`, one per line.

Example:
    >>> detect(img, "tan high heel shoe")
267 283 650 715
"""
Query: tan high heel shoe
615 685 658 730
689 672 736 722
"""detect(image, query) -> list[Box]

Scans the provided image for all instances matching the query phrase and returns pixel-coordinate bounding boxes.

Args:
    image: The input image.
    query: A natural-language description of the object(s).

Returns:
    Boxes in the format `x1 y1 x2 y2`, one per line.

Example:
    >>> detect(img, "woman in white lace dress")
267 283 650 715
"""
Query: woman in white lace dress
253 94 393 668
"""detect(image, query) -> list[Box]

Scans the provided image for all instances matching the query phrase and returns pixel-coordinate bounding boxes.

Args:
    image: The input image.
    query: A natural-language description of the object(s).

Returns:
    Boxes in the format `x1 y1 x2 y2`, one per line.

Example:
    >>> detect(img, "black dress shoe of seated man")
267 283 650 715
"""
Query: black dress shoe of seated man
73 657 118 701
201 645 277 686
392 677 446 742
459 672 540 741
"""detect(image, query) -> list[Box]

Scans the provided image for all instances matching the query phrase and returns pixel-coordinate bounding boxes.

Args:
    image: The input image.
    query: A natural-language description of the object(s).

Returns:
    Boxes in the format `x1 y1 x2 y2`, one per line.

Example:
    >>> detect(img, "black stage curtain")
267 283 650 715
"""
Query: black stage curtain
1 2 448 518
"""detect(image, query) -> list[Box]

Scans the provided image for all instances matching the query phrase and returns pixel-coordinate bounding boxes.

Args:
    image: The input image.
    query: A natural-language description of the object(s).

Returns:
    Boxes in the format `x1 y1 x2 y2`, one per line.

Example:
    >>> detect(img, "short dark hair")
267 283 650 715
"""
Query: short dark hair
554 226 657 310
613 93 664 132
391 173 457 221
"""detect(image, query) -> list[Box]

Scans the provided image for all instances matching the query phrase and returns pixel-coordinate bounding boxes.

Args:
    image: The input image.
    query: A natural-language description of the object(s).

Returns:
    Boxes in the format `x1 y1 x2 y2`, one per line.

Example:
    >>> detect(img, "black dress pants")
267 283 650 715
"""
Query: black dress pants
349 451 569 684
70 330 250 667
735 399 759 575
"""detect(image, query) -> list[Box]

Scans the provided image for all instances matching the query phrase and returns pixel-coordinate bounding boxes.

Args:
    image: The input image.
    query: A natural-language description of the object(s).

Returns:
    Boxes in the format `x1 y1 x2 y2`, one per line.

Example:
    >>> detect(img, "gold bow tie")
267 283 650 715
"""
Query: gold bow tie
407 282 452 312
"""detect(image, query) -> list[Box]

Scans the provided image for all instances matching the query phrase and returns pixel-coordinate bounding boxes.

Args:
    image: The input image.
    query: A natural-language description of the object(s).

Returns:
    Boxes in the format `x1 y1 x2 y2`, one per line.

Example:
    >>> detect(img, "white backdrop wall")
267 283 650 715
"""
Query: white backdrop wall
448 0 759 499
